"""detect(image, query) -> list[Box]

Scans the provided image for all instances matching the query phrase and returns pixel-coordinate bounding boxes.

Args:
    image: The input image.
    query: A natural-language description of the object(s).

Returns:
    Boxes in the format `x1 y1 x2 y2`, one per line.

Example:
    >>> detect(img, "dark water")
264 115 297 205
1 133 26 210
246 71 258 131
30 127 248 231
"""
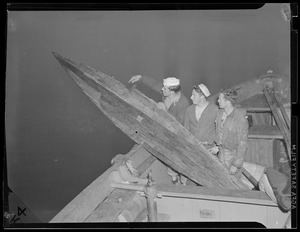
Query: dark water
5 4 290 222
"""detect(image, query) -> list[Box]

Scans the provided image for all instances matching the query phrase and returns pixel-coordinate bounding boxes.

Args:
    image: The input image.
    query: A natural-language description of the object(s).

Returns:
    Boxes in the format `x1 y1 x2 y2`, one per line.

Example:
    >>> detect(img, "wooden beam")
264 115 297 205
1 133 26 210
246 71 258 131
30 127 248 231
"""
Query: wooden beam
248 125 283 139
84 188 137 222
273 93 290 130
134 208 148 222
264 88 291 160
84 147 156 222
245 107 271 113
154 184 278 207
50 145 141 223
107 182 278 207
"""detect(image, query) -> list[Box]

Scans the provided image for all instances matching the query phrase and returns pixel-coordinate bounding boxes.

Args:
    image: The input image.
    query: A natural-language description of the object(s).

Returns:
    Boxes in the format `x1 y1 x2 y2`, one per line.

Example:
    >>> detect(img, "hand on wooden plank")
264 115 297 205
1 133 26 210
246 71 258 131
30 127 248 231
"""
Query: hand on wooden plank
229 166 238 175
128 75 142 84
157 102 167 111
208 146 219 155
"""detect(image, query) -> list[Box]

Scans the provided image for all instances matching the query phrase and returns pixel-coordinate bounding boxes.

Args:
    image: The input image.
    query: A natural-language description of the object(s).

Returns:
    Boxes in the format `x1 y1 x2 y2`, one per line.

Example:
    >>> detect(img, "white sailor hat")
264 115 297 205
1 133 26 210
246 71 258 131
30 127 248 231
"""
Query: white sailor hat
163 77 180 87
198 83 210 97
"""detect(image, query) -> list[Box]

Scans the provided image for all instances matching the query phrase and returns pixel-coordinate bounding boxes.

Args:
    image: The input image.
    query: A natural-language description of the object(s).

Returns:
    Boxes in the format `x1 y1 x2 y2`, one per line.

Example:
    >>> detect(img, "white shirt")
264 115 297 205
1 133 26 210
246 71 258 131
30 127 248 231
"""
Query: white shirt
195 102 209 121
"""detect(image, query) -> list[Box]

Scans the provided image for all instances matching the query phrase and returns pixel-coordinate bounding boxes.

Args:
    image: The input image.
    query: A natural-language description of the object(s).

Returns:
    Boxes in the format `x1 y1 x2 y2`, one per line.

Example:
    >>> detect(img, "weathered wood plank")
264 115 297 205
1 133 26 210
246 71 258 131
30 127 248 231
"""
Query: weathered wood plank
50 144 141 223
84 146 156 222
134 208 148 222
117 194 146 222
273 92 291 129
85 189 141 222
248 125 283 139
264 88 291 159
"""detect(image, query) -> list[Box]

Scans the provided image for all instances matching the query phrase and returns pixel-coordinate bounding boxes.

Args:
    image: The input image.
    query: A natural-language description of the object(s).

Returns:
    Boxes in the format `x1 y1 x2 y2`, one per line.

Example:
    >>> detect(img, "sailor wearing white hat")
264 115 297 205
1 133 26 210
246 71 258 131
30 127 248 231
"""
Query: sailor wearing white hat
184 83 219 150
162 77 180 88
198 83 211 98
190 83 211 120
129 74 190 186
128 75 190 125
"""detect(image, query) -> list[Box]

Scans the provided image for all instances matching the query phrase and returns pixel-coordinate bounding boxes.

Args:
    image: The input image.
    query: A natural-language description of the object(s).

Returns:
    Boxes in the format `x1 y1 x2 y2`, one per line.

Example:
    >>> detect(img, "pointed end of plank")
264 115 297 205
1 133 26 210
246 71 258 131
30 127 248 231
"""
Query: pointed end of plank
52 51 66 64
51 52 75 71
52 51 60 59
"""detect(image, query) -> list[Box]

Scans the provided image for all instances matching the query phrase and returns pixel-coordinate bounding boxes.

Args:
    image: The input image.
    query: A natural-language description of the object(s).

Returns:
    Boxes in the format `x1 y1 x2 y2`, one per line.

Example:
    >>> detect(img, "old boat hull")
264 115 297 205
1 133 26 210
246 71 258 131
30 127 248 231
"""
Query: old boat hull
52 52 246 190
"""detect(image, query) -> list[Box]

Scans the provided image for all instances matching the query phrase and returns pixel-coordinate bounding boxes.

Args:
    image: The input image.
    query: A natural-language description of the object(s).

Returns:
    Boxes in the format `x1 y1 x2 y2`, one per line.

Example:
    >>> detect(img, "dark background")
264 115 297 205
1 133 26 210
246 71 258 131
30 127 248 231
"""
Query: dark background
5 4 290 222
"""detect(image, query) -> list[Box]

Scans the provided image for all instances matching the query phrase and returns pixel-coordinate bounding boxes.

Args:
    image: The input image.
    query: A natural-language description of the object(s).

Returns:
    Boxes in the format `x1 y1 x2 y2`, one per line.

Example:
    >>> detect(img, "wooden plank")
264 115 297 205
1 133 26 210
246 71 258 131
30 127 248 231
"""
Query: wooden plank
117 194 146 222
84 147 156 222
134 208 148 222
154 184 277 206
248 125 283 139
111 182 278 207
273 93 291 129
84 189 136 222
264 88 291 159
137 155 157 176
53 52 247 190
50 144 141 223
245 107 271 112
50 163 118 222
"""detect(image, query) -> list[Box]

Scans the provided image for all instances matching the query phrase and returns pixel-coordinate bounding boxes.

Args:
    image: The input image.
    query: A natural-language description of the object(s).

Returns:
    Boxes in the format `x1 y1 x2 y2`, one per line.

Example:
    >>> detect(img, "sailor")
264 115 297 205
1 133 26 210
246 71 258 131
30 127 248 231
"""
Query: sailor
128 75 190 125
129 75 190 185
209 88 248 176
184 84 219 150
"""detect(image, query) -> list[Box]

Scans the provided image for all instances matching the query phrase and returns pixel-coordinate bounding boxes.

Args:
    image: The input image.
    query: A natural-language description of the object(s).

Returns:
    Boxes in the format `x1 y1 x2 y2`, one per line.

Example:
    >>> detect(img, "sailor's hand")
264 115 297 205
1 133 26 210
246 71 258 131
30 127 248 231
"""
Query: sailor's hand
128 75 142 84
209 146 219 155
229 166 238 175
157 102 167 111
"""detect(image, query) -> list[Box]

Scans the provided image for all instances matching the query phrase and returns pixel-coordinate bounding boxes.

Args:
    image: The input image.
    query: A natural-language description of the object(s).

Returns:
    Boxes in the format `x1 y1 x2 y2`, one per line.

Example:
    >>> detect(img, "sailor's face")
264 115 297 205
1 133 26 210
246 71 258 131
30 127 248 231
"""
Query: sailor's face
190 89 202 105
218 93 226 108
161 86 171 97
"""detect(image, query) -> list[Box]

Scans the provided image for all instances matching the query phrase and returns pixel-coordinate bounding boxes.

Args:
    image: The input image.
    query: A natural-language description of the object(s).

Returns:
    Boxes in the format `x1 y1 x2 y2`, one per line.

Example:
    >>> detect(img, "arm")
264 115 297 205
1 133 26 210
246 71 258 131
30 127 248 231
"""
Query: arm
209 112 221 155
184 108 191 131
214 110 222 146
232 111 248 168
129 75 162 93
177 101 189 125
140 75 162 93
